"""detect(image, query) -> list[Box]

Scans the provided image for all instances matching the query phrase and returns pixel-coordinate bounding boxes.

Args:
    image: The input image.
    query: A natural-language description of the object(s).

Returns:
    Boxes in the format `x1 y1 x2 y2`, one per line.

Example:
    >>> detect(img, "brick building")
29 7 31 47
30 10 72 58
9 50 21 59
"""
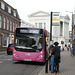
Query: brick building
0 0 20 51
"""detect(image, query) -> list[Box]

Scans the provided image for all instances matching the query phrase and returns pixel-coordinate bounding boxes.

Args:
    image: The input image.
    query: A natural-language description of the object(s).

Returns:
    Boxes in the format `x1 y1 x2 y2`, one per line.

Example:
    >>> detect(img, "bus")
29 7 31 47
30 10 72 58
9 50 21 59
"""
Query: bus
13 27 50 62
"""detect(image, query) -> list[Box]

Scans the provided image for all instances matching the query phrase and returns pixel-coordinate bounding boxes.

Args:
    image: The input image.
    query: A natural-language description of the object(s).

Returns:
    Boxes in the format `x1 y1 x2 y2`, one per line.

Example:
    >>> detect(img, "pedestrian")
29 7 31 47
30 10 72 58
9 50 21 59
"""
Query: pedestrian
68 44 71 51
53 42 60 74
64 44 68 51
71 45 73 56
49 44 55 73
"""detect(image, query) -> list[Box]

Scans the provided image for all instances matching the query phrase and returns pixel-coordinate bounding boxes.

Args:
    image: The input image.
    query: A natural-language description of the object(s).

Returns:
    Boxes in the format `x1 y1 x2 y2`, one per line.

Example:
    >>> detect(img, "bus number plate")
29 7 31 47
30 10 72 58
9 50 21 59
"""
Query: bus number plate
24 59 31 61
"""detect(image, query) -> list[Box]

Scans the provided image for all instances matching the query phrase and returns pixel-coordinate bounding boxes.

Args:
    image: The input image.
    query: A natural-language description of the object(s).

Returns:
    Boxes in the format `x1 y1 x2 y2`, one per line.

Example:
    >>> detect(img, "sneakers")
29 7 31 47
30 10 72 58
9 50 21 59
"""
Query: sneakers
53 72 57 74
51 72 57 74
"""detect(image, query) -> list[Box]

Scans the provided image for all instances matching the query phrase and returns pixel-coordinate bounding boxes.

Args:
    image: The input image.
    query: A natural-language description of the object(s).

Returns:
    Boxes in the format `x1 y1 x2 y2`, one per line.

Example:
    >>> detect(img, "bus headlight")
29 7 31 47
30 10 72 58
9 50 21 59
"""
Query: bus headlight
38 55 43 58
14 54 18 57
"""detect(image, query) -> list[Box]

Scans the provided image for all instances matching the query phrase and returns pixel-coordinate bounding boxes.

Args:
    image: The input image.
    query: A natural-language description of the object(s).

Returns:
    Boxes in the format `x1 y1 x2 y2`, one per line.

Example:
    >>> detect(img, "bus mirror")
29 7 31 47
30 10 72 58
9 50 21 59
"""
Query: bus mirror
46 37 48 42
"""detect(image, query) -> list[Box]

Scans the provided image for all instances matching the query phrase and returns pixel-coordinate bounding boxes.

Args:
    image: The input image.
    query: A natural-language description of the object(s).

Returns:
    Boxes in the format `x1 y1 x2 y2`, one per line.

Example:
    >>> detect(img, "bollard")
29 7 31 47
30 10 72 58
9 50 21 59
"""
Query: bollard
45 59 48 73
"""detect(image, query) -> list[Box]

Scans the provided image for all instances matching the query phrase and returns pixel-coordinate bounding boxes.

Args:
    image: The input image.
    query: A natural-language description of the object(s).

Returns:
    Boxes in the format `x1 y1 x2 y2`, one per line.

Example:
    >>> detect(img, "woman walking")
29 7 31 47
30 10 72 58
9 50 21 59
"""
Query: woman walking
49 45 55 73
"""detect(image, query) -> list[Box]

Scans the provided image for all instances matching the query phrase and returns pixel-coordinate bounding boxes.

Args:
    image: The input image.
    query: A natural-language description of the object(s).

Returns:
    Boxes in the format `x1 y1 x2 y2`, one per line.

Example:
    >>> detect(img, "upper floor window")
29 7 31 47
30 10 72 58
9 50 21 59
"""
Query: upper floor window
7 18 9 30
44 23 46 29
3 17 6 29
1 2 5 10
39 23 42 28
8 6 11 14
35 23 37 28
13 22 15 32
0 15 2 28
13 10 16 17
16 22 17 27
10 20 12 31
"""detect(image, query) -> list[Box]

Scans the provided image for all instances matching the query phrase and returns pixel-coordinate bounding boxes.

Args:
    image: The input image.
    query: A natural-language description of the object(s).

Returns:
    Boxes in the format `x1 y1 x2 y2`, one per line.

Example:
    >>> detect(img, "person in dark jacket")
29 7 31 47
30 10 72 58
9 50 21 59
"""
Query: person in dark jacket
53 42 60 74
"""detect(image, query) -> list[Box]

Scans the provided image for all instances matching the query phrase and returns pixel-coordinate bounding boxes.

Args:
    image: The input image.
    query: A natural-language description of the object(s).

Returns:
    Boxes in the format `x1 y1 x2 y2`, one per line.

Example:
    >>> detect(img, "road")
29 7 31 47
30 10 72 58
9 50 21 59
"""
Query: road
0 54 44 75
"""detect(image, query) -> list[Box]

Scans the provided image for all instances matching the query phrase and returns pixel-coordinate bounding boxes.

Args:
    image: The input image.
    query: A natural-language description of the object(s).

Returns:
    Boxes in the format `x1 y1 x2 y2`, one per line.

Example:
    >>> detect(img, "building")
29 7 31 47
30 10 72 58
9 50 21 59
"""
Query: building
21 20 34 27
28 11 70 49
0 0 20 51
28 11 50 31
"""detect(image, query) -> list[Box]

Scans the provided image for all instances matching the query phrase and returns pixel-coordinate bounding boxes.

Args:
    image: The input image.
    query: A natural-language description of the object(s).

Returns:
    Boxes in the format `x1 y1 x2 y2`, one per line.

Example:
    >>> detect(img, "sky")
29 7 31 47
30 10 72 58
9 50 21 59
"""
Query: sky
4 0 75 30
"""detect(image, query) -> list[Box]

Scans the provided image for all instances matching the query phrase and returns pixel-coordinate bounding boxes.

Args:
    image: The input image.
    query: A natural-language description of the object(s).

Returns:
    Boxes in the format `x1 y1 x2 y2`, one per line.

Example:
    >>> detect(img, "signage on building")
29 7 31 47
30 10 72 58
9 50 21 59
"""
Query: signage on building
12 35 14 40
52 12 60 26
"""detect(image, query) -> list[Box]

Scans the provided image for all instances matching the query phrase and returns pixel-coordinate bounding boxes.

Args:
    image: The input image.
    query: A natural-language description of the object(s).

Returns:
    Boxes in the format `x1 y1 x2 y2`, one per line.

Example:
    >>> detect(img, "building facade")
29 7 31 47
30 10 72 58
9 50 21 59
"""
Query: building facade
21 20 34 27
28 11 70 49
28 11 50 31
0 0 20 50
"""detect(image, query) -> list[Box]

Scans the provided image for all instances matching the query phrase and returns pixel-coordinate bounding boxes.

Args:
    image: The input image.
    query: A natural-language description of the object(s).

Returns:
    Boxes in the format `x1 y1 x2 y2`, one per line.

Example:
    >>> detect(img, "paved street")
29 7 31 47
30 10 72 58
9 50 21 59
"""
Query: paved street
0 52 44 75
0 51 75 75
38 51 75 75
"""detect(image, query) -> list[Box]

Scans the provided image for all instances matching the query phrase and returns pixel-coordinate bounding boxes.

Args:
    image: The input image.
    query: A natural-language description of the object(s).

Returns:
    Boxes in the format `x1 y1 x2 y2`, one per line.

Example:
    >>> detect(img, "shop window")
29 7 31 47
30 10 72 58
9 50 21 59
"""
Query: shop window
3 34 9 47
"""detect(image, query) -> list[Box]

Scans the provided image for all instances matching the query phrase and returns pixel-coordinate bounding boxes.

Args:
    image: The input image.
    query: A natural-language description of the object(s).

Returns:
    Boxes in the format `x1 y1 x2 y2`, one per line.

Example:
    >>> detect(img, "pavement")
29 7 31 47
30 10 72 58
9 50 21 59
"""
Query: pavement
38 51 75 75
0 51 6 55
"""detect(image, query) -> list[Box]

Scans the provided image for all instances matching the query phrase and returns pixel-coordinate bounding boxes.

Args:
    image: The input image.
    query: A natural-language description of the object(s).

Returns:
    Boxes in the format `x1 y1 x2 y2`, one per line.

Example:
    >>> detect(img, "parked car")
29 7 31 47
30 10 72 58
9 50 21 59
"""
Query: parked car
7 44 13 55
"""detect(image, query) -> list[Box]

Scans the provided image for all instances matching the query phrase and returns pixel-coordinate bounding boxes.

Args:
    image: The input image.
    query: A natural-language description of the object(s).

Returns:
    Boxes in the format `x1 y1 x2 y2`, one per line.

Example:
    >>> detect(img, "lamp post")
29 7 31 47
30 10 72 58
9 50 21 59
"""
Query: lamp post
50 12 53 41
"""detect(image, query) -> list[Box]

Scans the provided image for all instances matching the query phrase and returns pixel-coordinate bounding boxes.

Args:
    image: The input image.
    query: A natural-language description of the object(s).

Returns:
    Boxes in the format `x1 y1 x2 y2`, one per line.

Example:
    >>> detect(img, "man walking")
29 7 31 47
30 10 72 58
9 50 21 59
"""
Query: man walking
53 42 60 74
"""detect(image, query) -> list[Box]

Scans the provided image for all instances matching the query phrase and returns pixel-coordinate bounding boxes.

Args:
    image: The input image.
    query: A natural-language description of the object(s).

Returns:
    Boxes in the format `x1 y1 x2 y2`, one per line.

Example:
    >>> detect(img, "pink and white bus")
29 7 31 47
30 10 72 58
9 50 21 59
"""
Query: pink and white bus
13 27 50 62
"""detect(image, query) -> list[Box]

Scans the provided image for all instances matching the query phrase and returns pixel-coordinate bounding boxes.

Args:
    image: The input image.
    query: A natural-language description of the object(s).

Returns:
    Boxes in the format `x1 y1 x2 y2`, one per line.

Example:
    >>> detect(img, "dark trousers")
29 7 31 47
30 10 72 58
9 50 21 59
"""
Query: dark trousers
54 56 60 72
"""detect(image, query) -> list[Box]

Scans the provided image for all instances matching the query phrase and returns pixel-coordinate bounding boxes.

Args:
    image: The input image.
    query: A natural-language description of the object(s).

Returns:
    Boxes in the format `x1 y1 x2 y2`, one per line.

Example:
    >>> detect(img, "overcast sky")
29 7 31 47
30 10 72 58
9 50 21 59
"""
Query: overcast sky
4 0 75 22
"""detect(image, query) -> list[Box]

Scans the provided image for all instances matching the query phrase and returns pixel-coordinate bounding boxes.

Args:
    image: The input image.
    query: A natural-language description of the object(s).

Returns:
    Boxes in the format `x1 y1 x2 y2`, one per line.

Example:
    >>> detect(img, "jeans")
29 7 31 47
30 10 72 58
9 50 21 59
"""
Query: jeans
50 56 54 72
71 48 73 56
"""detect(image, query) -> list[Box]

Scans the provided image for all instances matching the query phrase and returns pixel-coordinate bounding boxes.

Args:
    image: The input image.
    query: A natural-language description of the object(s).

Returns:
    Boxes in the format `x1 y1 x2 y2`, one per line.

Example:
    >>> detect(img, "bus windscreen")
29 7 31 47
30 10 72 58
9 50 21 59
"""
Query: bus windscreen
15 28 43 52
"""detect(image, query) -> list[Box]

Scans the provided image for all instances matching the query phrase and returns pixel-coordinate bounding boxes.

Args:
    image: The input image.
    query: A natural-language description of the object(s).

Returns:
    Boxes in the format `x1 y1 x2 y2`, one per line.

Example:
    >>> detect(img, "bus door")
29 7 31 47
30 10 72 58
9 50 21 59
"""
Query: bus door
44 33 48 60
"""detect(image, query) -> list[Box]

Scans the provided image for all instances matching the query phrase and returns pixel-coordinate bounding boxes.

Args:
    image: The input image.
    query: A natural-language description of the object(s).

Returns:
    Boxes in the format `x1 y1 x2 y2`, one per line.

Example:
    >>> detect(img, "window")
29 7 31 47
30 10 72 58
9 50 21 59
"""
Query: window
7 18 9 30
44 23 46 29
13 10 16 17
8 6 11 14
3 34 9 47
3 17 6 29
1 2 5 10
35 23 37 28
16 22 17 27
39 23 42 28
0 36 1 45
10 20 12 31
17 23 19 27
13 22 15 32
0 15 2 28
